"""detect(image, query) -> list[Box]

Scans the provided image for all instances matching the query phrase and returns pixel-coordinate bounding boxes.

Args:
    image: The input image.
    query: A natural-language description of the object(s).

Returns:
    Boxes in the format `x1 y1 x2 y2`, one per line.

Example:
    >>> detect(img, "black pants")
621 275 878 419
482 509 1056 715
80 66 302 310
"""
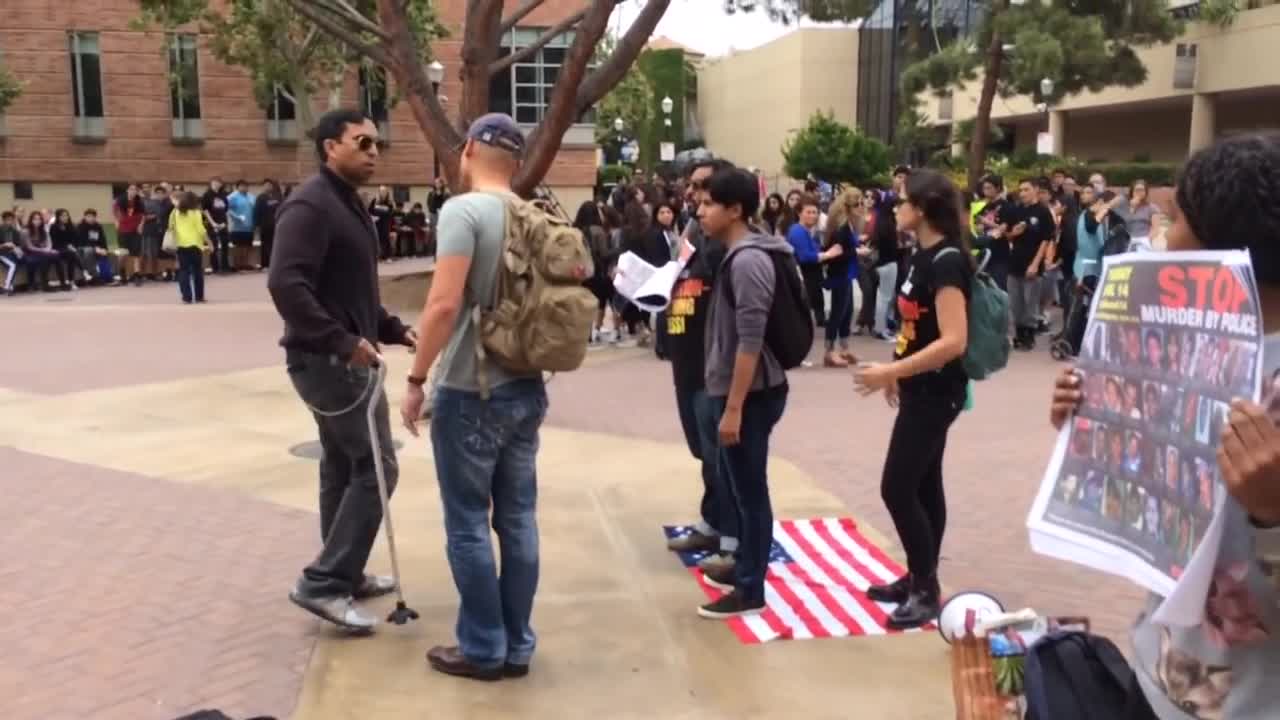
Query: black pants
395 231 415 258
210 227 231 272
29 253 62 288
857 265 877 329
674 383 736 541
713 385 788 604
801 263 825 325
287 350 399 597
176 247 204 302
378 233 392 261
55 248 81 283
259 227 275 269
880 387 963 582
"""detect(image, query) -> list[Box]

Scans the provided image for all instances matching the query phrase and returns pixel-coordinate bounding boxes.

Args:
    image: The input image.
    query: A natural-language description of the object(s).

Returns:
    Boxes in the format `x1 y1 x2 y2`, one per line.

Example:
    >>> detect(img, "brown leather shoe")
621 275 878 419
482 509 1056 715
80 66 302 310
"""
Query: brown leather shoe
823 351 849 368
426 645 503 681
667 530 719 553
841 349 859 365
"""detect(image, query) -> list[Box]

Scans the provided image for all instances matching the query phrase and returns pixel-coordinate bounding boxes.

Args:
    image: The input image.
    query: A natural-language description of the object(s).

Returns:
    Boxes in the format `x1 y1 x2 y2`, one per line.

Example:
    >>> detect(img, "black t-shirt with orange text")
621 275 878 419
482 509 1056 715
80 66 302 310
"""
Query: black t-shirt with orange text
894 241 971 396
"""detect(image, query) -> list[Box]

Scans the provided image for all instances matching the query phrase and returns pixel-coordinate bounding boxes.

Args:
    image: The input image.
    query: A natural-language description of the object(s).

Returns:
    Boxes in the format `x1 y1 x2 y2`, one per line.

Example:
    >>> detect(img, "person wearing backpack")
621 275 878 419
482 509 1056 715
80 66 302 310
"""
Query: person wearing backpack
399 113 551 681
1048 134 1280 720
663 158 740 580
695 167 803 620
853 169 973 629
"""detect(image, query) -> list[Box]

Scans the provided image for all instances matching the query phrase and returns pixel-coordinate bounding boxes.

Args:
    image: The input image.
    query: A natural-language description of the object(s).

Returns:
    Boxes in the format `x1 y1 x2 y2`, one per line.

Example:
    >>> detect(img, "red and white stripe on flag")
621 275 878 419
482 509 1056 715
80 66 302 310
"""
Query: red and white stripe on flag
691 517 935 644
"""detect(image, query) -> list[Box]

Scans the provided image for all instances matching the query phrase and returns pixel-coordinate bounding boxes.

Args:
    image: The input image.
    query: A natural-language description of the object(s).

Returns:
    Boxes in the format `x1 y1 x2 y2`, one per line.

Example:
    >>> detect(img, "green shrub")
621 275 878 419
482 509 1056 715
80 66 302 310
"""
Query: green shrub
597 163 633 186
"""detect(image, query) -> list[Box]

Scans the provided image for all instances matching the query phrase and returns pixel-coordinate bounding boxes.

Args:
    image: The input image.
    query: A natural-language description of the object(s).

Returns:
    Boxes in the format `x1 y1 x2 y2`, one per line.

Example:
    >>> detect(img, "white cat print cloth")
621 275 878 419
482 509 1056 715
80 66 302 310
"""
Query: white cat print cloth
1131 334 1280 720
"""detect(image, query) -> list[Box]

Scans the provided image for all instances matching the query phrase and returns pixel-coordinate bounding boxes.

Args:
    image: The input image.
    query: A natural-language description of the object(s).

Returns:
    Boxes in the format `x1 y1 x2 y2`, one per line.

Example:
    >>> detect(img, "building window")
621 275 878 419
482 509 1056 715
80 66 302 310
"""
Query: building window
266 84 297 143
13 181 33 201
1173 42 1197 91
68 32 106 139
489 28 593 126
168 34 203 141
359 65 390 125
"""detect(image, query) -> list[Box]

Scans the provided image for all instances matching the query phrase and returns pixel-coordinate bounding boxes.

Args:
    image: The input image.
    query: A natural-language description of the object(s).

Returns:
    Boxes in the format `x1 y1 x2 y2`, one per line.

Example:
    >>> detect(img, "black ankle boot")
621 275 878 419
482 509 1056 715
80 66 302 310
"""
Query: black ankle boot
866 574 911 604
887 575 940 630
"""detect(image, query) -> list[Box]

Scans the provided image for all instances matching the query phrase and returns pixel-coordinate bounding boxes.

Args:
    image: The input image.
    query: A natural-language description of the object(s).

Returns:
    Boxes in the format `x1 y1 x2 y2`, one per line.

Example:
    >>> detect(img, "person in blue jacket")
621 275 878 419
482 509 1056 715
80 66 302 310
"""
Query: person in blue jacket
226 179 256 271
787 194 825 327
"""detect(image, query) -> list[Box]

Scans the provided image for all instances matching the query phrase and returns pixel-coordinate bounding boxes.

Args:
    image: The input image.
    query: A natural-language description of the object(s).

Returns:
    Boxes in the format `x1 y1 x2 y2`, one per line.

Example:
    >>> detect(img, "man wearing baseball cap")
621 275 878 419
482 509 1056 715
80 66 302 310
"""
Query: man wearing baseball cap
400 113 548 681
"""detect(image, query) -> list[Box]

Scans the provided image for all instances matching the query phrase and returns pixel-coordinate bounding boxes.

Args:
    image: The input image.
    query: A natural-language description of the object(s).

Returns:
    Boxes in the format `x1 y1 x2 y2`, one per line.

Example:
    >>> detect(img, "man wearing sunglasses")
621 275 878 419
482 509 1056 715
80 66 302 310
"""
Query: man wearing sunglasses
268 108 417 633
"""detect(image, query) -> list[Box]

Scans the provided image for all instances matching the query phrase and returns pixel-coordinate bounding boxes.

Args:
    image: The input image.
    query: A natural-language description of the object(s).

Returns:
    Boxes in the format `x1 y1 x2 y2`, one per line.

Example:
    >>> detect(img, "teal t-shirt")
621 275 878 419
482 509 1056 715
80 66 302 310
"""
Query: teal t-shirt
434 191 540 393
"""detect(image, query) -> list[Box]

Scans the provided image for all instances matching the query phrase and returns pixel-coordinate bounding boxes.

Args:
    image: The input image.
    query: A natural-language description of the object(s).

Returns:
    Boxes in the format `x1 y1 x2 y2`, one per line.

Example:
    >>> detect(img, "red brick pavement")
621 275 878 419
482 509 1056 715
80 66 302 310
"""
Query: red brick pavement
545 338 1146 645
0 447 319 720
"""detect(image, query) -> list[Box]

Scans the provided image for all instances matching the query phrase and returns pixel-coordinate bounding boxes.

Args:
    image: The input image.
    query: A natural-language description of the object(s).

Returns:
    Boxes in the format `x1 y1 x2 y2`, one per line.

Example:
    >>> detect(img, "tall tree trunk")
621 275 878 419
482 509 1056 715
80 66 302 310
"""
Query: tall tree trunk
967 21 1003 191
293 84 318 183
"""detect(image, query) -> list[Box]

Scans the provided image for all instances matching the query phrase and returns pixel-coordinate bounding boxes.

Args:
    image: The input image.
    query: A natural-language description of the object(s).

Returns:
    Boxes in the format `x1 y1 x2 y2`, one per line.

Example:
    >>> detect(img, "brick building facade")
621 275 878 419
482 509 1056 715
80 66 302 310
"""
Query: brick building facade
0 0 599 214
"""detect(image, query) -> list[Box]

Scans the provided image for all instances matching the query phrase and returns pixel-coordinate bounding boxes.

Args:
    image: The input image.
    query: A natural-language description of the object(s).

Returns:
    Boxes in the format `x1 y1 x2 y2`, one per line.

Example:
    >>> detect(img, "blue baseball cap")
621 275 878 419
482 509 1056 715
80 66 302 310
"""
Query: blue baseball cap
465 113 526 156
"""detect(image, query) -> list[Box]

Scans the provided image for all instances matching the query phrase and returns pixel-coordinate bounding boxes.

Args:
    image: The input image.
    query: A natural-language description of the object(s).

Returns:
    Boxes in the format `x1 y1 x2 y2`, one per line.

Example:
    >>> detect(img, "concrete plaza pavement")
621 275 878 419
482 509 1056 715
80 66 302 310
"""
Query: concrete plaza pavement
0 267 1142 719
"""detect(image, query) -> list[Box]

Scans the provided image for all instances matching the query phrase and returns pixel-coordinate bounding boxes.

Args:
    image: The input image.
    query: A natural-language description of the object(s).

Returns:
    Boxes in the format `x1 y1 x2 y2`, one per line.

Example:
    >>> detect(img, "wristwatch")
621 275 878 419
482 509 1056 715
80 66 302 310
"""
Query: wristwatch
407 373 427 387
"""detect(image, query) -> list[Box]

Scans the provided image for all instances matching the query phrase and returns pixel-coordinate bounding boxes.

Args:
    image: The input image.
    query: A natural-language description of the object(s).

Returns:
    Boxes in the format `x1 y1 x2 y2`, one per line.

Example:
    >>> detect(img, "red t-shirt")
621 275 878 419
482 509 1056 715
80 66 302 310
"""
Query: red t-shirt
115 199 144 234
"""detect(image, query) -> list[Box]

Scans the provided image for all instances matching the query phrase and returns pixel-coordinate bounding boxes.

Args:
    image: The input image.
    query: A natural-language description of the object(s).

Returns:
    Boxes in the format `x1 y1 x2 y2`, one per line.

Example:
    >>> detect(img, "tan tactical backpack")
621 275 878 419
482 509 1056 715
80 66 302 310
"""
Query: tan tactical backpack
473 198 597 397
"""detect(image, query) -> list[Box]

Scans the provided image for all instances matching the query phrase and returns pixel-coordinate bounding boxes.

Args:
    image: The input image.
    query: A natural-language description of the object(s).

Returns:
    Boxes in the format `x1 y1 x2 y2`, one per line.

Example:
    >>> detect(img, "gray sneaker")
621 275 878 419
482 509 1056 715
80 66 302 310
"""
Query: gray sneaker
289 588 376 633
354 574 397 600
698 552 735 574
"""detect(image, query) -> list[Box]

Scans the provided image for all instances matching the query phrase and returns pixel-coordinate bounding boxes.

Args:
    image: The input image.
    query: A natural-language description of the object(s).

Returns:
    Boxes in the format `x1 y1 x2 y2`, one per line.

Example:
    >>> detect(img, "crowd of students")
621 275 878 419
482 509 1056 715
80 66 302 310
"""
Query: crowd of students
0 176 453 301
969 168 1163 351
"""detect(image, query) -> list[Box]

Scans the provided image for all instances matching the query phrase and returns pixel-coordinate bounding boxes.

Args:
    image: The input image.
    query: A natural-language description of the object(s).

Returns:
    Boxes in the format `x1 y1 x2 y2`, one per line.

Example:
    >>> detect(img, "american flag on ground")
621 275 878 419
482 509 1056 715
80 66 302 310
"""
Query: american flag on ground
664 517 935 644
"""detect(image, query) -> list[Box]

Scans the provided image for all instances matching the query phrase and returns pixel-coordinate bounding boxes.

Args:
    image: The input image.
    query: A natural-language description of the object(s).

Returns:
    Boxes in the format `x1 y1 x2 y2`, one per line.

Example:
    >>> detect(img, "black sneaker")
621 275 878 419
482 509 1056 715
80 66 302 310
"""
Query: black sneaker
697 590 765 619
886 589 940 630
866 574 911 604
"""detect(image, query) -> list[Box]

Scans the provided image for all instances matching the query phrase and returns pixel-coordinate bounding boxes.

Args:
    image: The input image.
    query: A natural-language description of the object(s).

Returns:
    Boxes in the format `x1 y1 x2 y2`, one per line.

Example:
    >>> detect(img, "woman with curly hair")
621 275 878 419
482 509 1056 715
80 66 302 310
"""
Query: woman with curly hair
819 188 869 366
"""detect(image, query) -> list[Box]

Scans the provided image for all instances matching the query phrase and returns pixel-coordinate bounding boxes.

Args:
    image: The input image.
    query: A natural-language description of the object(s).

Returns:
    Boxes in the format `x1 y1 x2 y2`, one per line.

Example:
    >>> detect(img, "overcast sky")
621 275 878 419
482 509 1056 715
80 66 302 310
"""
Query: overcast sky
612 0 857 57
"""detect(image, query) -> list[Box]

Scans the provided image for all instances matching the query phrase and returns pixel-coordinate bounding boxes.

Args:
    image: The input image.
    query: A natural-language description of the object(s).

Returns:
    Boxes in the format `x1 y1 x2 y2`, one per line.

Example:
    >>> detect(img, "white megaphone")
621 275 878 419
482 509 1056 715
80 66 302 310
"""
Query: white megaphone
936 591 1005 644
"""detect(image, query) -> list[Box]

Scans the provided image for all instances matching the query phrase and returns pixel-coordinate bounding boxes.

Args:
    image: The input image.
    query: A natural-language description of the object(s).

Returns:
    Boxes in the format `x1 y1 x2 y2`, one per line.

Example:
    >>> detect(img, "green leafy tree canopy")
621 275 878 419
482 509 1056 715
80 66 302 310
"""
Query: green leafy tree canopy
0 62 23 115
594 34 654 158
782 111 890 186
135 0 446 117
900 0 1180 187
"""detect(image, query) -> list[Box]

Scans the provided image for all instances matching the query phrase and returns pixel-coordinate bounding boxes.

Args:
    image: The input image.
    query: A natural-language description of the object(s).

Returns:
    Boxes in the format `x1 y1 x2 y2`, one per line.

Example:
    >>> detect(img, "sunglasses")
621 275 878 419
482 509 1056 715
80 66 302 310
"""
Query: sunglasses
352 134 384 152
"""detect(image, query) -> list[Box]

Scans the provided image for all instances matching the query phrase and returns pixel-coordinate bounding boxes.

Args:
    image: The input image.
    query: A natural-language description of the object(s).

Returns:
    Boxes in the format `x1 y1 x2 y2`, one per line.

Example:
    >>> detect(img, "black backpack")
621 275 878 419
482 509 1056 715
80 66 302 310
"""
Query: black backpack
724 245 813 370
1102 216 1132 257
1023 631 1154 720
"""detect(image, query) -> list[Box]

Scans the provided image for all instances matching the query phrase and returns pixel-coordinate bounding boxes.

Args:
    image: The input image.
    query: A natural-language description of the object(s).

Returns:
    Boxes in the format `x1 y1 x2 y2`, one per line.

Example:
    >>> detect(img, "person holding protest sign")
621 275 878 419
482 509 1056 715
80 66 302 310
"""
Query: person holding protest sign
1049 133 1280 720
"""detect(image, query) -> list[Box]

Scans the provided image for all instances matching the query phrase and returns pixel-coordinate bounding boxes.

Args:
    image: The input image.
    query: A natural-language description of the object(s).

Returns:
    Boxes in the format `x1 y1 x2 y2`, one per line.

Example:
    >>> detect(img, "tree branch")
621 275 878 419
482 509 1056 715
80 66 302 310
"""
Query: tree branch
310 0 391 41
515 0 619 194
575 0 671 110
499 0 548 34
286 0 394 68
489 8 588 75
297 25 321 64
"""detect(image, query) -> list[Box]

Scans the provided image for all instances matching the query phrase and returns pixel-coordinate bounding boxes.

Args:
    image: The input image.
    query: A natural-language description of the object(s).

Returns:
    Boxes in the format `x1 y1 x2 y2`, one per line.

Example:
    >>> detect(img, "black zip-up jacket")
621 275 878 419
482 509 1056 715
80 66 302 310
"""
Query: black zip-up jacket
267 166 409 360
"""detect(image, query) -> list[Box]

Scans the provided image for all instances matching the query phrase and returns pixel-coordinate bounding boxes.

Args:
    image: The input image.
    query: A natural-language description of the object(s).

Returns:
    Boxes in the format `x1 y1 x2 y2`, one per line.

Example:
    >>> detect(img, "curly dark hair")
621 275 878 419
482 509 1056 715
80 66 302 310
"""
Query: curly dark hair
1176 133 1280 282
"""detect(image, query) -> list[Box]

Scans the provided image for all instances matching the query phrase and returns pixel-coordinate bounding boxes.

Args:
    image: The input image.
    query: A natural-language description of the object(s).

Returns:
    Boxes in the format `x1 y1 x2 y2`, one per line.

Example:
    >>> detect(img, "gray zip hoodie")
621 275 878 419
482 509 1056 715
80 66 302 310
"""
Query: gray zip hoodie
704 231 794 397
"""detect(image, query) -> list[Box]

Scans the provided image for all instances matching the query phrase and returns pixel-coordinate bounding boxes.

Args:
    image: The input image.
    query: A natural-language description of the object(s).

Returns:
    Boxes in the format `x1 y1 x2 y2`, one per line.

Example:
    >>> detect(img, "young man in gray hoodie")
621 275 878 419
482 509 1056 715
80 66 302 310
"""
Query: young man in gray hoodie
695 166 792 619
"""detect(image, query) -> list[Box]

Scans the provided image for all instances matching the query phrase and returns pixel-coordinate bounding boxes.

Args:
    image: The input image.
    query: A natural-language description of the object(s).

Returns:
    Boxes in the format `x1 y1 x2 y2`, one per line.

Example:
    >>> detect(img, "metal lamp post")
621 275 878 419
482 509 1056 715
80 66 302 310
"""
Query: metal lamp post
427 60 445 180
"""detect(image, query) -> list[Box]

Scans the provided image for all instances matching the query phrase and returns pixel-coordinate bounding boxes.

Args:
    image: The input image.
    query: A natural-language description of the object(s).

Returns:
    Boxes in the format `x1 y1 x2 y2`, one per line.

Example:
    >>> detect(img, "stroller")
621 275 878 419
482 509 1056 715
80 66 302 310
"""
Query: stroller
1050 275 1098 360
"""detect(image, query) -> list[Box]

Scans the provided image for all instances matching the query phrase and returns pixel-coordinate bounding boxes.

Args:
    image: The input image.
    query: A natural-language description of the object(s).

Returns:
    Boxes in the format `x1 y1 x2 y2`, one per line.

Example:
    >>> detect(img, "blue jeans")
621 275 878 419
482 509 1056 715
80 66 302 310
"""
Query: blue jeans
825 279 854 347
674 384 737 542
713 384 788 604
431 378 548 668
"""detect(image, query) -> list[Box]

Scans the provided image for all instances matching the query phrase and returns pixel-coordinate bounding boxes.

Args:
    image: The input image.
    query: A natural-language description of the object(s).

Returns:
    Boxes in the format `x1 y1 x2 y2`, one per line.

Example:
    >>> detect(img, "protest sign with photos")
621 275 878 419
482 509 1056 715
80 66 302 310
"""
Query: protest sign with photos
1028 250 1261 614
